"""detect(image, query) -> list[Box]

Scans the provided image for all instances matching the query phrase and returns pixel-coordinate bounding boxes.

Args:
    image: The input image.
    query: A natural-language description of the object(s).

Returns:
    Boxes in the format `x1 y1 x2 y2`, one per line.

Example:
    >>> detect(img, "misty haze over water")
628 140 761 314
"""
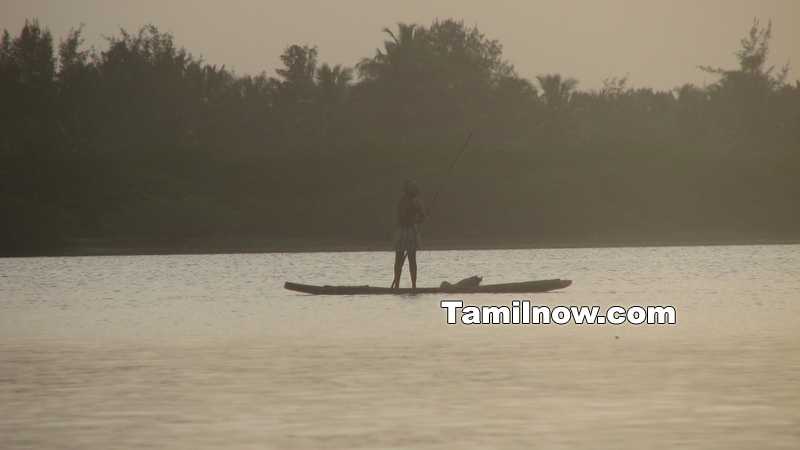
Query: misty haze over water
2 246 799 449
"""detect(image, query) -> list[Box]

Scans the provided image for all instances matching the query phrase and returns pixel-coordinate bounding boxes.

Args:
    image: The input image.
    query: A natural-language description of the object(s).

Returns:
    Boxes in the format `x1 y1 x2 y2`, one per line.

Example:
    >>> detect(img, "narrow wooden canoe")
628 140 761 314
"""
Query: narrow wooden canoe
284 279 572 295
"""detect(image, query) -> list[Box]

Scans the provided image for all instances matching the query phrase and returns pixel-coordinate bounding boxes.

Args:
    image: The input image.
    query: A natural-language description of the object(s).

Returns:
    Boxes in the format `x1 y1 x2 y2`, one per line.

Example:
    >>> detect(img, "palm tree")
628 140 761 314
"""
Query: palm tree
536 73 578 111
316 63 353 105
357 22 429 82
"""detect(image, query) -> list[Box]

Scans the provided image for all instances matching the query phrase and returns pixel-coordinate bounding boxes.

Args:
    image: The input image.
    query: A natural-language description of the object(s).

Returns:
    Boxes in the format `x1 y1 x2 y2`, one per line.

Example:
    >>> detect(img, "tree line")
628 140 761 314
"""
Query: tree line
1 18 798 255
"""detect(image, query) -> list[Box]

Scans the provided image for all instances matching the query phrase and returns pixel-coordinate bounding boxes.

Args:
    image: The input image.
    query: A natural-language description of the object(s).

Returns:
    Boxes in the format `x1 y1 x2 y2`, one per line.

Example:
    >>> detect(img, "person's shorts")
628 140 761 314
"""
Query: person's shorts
394 226 420 252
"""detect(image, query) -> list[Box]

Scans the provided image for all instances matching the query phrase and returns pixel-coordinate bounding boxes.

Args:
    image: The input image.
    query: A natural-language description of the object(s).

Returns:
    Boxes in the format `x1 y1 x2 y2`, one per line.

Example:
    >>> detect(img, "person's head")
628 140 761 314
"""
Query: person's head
403 179 420 198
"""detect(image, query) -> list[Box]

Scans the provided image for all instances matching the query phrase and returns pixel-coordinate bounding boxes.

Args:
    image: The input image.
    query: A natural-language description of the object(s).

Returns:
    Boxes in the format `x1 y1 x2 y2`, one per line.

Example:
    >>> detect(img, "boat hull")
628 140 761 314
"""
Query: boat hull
284 279 572 295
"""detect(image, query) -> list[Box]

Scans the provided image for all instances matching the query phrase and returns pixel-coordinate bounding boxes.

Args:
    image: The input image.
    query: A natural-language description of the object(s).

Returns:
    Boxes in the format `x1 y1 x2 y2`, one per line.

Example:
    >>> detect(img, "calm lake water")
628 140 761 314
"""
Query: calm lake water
1 245 799 449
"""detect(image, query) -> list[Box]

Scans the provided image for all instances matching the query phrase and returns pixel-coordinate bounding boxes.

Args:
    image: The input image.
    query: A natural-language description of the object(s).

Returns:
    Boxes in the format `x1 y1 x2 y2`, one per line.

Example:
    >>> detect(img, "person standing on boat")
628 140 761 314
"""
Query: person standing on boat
391 180 425 289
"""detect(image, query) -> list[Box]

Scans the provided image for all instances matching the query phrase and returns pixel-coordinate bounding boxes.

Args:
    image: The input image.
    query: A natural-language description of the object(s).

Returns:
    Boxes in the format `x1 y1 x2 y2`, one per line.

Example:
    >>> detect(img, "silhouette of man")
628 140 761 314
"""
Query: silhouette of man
391 180 425 289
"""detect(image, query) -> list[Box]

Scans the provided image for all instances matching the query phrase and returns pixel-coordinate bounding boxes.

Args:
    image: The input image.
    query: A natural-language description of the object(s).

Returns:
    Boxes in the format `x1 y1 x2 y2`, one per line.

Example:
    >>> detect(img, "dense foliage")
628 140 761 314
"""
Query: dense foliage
1 19 798 255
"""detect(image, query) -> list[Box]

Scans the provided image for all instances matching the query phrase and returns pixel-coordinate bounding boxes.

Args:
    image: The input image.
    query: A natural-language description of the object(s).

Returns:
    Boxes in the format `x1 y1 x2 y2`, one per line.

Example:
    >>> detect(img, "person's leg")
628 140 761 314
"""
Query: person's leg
392 250 406 288
408 250 417 289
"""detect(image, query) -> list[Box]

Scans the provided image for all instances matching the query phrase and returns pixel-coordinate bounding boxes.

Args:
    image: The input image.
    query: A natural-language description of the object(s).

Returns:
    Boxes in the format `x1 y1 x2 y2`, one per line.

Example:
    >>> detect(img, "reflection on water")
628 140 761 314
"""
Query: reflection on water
1 245 799 449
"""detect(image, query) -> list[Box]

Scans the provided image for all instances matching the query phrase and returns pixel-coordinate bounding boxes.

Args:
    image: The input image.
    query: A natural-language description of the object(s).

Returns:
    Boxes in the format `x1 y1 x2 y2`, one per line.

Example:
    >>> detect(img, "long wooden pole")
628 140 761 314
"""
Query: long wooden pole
428 131 473 215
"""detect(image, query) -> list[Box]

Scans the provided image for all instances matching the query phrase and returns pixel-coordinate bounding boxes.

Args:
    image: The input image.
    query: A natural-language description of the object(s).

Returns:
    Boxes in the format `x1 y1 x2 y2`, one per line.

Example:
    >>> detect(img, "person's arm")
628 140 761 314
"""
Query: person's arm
395 198 404 226
415 198 426 224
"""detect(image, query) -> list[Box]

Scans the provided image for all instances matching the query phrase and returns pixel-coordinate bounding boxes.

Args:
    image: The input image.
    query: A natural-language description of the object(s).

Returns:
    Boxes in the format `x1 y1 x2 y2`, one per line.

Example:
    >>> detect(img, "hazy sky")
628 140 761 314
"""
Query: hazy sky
2 0 798 90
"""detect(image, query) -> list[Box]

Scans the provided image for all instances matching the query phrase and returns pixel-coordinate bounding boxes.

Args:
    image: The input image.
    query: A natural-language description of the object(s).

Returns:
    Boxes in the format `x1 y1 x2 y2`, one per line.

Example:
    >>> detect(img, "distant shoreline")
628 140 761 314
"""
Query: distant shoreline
4 236 798 258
